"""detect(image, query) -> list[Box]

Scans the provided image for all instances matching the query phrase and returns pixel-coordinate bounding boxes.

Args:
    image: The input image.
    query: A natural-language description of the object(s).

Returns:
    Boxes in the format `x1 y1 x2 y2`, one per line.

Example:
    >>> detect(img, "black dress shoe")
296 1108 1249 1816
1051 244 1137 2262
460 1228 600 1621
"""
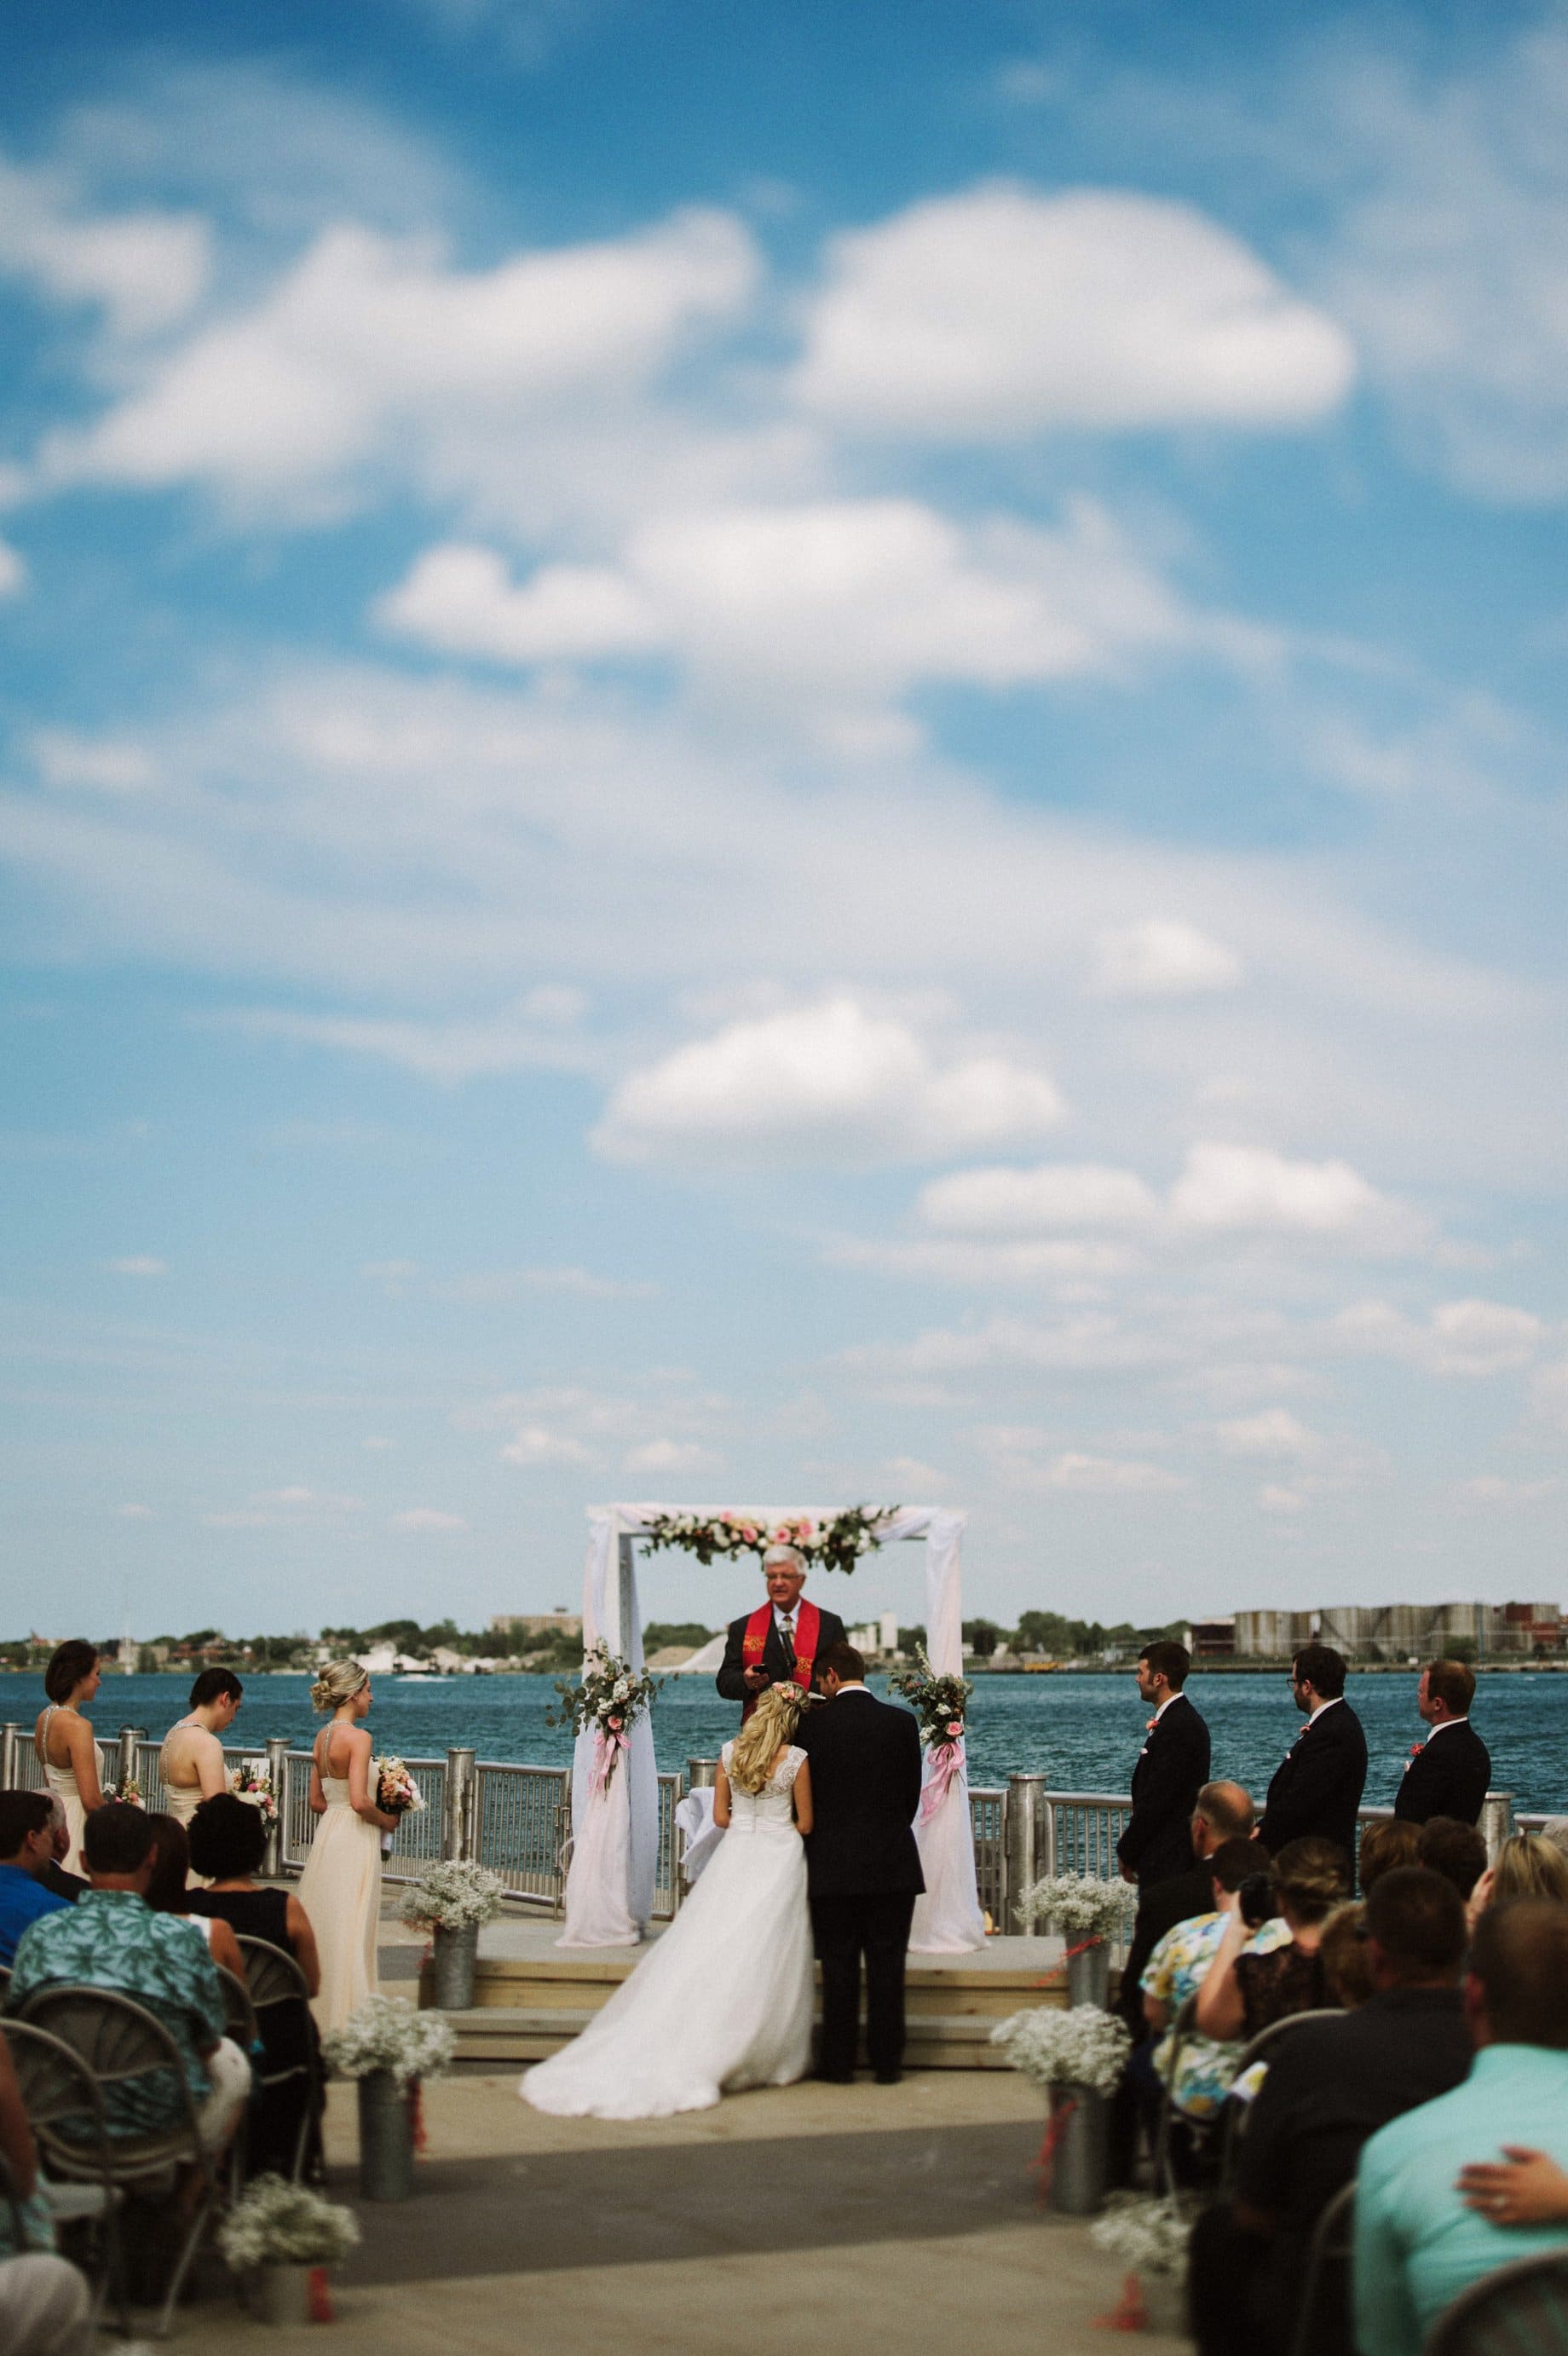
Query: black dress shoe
816 2069 854 2084
873 2069 902 2086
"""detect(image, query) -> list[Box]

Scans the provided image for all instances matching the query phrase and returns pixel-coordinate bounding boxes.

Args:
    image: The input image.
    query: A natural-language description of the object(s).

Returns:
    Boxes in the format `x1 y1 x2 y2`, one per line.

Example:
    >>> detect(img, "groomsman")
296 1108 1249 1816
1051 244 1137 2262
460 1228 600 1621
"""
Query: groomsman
1393 1658 1491 1825
1258 1643 1368 1864
1115 1641 1212 1888
715 1544 848 1720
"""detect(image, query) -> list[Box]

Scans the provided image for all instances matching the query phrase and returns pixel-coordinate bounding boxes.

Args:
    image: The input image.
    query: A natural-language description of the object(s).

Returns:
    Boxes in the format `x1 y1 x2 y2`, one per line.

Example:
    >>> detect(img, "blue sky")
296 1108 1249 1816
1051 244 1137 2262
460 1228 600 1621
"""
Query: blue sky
3 0 1565 1642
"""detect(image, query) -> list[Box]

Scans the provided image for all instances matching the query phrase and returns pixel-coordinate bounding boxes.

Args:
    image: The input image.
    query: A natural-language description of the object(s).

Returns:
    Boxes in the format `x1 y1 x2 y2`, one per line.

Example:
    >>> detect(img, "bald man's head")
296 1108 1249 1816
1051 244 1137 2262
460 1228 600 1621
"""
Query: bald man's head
1192 1781 1255 1857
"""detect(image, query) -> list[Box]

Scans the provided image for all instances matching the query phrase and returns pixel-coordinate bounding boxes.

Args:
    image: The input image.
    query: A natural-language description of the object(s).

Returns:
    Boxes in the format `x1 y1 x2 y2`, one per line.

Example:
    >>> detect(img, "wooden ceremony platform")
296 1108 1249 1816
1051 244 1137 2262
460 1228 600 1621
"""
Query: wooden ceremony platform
412 1919 1107 2069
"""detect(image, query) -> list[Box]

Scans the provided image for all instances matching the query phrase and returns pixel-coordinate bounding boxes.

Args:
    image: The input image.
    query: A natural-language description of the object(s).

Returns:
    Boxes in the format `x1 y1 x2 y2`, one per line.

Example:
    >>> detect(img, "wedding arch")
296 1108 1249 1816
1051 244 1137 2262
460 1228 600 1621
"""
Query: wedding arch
559 1502 985 1955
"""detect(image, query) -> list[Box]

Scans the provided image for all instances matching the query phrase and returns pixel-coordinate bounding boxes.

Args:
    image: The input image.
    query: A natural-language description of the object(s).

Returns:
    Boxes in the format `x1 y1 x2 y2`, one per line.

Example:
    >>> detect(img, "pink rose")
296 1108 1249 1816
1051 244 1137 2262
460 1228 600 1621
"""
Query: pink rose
946 1720 963 1737
741 1524 758 1544
608 1716 623 1730
773 1525 791 1544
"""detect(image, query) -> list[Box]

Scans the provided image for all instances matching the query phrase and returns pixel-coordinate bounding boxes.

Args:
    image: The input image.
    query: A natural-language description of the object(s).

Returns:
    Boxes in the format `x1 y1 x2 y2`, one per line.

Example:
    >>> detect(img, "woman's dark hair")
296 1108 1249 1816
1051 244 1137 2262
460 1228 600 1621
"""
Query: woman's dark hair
1417 1816 1489 1902
188 1792 267 1881
44 1640 99 1703
188 1667 244 1709
1271 1836 1351 1925
1358 1816 1422 1893
143 1812 192 1912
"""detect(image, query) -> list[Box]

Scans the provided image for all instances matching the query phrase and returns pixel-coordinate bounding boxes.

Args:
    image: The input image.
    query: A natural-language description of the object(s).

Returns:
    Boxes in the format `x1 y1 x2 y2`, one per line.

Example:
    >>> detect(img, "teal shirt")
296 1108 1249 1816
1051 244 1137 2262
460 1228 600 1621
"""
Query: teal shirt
9 1889 227 2135
1355 2044 1568 2356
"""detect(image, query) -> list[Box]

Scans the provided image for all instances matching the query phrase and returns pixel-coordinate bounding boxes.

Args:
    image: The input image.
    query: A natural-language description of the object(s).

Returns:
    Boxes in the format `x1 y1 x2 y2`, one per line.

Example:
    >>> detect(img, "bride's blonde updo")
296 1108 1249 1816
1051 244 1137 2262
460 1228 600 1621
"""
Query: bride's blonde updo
728 1680 808 1793
310 1659 370 1714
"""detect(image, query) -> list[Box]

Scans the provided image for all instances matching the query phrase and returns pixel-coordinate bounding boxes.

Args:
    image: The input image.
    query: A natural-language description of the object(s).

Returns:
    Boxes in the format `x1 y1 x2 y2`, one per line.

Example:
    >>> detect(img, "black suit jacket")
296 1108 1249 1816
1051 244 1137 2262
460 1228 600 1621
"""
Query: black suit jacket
801 1691 925 1900
715 1602 847 1704
1258 1699 1368 1864
1392 1720 1491 1826
1116 1695 1211 1886
40 1860 86 1903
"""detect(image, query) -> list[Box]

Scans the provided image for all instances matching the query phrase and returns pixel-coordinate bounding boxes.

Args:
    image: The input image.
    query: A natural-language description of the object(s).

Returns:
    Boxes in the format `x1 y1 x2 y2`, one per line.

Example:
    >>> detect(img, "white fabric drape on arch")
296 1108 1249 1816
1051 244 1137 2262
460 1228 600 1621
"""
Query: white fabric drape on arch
559 1503 983 1954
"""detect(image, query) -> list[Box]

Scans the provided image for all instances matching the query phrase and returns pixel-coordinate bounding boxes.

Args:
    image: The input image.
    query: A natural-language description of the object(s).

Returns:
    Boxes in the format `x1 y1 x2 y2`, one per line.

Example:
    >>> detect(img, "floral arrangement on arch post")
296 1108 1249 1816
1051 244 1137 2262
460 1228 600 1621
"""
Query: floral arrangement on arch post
641 1504 898 1577
887 1644 972 1822
546 1643 660 1793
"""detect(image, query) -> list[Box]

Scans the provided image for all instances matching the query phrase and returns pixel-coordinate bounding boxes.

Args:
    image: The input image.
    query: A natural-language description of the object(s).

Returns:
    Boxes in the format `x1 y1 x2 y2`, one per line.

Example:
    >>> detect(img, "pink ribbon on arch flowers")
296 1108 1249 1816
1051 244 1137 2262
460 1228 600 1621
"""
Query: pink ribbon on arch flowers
919 1732 966 1822
590 1717 629 1796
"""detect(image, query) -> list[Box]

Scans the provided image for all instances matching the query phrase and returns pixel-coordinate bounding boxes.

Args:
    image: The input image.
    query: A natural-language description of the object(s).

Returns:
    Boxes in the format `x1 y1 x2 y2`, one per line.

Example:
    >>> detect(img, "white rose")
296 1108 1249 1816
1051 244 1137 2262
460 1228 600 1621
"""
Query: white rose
613 1677 630 1701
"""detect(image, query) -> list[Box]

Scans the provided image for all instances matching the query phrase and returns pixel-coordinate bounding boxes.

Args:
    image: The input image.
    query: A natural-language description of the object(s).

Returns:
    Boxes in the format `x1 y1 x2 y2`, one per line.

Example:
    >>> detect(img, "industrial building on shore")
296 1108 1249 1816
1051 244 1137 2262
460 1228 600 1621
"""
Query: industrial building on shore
1190 1600 1562 1662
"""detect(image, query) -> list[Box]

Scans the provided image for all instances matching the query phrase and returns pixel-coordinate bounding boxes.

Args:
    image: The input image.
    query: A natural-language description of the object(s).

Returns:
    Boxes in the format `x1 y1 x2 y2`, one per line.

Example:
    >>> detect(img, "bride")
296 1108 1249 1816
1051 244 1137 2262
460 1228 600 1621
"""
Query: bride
522 1681 814 2119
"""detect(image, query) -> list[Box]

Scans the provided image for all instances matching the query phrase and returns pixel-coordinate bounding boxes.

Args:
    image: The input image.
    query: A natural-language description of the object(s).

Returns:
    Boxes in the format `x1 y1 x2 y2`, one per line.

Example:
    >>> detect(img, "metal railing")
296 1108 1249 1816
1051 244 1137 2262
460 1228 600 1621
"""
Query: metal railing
0 1722 1528 1922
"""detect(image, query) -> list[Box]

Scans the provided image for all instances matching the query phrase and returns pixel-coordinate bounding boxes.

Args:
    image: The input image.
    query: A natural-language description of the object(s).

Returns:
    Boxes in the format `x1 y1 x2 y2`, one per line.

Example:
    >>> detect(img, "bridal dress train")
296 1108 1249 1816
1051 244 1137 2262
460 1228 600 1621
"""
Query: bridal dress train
297 1776 383 2032
522 1742 813 2120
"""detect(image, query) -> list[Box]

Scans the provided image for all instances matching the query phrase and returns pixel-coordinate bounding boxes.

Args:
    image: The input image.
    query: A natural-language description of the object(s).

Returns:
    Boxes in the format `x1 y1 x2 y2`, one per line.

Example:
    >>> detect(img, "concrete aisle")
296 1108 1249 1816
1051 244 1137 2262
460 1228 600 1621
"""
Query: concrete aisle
193 2073 1187 2355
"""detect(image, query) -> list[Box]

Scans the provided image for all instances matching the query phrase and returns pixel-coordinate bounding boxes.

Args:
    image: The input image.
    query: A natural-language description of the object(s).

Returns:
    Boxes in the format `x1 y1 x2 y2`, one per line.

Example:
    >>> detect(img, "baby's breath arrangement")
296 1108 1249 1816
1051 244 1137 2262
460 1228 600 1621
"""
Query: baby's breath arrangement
321 1995 456 2088
400 1859 506 1932
991 2004 1130 2096
1090 2193 1195 2282
218 2176 360 2271
1014 1872 1137 1941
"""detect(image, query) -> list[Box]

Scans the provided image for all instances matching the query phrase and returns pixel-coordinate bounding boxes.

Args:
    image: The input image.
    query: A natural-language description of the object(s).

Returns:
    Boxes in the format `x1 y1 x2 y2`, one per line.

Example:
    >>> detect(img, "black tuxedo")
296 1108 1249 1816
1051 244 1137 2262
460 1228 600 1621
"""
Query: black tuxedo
1392 1719 1490 1826
1258 1698 1367 1864
1116 1694 1211 1887
40 1860 86 1904
715 1602 848 1706
802 1689 924 2077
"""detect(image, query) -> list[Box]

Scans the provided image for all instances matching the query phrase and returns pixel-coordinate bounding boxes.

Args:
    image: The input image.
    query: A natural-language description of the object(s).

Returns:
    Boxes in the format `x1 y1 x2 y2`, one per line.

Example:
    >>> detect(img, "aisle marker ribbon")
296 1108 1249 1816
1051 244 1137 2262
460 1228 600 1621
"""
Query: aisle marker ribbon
919 1735 966 1822
1030 2092 1076 2208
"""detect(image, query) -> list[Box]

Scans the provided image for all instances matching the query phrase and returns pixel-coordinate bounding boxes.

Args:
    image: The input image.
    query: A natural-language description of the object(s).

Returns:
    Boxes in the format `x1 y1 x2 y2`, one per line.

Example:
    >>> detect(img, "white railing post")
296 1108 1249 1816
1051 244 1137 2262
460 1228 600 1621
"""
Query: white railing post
116 1728 145 1797
263 1736 290 1877
0 1724 20 1787
443 1747 476 1862
1006 1773 1050 1934
1480 1790 1513 1867
686 1756 719 1788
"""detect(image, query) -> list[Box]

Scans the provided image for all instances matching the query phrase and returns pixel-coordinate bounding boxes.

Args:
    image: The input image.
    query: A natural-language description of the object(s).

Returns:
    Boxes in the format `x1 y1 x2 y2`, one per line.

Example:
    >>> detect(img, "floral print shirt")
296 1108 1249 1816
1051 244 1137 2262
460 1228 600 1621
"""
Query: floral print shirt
1141 1908 1292 2120
9 1889 227 2134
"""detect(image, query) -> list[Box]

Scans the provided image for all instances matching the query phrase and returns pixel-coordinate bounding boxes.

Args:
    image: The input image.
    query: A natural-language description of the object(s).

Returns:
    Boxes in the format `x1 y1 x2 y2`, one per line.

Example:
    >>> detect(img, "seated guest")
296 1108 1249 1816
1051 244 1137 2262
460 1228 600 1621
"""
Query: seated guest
1358 1817 1421 1893
1318 1902 1375 2012
8 1803 250 2153
0 1794 69 1966
1189 1867 1471 2356
1117 1781 1256 2036
1466 1829 1568 1929
1140 1839 1288 2132
187 1795 324 2179
1196 1838 1349 2041
1417 1816 1488 1906
1355 1897 1568 2356
142 1812 246 1983
0 2026 57 2261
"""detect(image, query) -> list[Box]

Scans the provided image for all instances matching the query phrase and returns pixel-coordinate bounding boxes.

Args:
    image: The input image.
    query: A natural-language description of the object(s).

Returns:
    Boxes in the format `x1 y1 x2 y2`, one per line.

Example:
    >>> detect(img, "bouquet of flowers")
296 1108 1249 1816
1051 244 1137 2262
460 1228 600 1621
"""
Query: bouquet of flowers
320 1995 456 2089
546 1643 660 1794
218 2174 360 2271
228 1758 279 1823
114 1776 143 1807
1014 1872 1138 1943
1089 2193 1195 2284
374 1756 424 1855
400 1860 506 1932
993 2003 1130 2096
887 1644 972 1822
641 1504 896 1576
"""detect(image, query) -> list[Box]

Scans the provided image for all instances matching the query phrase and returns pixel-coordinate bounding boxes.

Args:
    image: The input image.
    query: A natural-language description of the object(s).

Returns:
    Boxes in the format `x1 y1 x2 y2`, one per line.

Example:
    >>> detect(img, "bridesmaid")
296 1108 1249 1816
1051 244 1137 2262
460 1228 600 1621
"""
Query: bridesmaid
296 1661 400 2032
159 1668 245 1835
33 1642 104 1875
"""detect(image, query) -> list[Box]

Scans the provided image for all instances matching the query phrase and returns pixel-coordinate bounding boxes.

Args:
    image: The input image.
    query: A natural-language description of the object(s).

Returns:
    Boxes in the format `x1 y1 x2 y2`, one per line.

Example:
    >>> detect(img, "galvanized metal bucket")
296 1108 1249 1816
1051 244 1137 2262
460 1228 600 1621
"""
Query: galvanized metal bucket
358 2070 414 2201
1047 2085 1110 2215
252 2265 312 2326
1066 1938 1110 2009
431 1920 480 2010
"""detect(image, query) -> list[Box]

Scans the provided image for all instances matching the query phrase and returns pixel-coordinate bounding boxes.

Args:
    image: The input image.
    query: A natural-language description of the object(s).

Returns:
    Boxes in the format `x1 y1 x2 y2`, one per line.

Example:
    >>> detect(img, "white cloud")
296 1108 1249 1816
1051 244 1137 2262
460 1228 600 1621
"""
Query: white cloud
918 1161 1159 1234
105 1255 167 1277
1531 1360 1568 1435
204 1486 362 1527
1258 1484 1307 1515
826 1234 1131 1289
1329 1297 1545 1377
39 208 758 513
375 494 1197 748
500 1424 593 1468
623 1438 718 1475
0 540 25 598
116 1503 153 1519
1168 1142 1418 1243
1041 1449 1189 1494
33 731 154 794
219 990 593 1084
794 181 1354 436
1091 918 1242 999
593 997 1064 1167
1455 1475 1559 1510
0 153 211 336
435 1264 655 1302
388 1507 469 1532
1215 1407 1323 1460
845 1313 1175 1380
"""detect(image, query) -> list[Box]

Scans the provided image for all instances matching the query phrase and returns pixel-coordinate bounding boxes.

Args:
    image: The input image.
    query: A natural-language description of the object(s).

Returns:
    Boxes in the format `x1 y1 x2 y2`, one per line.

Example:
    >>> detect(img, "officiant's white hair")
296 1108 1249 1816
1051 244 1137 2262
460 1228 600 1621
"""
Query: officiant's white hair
762 1544 805 1574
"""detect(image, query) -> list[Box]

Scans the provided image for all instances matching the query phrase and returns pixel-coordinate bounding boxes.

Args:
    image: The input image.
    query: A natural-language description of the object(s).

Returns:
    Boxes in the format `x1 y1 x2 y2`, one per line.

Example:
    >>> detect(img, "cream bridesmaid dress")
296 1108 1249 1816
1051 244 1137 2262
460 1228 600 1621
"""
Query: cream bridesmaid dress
297 1750 384 2032
38 1705 102 1877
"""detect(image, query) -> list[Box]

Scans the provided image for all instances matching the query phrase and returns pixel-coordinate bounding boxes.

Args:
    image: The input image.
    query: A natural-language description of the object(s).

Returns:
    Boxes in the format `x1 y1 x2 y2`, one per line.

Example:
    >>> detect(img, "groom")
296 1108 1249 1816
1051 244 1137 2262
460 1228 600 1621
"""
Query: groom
715 1544 848 1722
802 1641 925 2085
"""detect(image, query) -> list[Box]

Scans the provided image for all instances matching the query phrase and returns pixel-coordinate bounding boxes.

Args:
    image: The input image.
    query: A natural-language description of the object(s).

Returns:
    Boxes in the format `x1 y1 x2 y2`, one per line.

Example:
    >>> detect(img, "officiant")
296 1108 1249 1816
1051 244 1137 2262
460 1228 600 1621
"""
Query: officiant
716 1544 849 1722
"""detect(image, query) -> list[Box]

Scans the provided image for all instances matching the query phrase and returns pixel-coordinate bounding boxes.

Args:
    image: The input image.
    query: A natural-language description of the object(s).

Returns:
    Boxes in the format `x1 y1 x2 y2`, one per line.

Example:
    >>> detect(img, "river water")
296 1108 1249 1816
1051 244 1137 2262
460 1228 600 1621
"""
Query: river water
7 1668 1566 1813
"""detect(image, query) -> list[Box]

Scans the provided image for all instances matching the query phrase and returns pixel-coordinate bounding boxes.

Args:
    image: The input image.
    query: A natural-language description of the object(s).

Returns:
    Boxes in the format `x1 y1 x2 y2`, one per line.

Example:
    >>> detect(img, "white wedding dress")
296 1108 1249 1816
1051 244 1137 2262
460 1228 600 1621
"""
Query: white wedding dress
522 1741 813 2119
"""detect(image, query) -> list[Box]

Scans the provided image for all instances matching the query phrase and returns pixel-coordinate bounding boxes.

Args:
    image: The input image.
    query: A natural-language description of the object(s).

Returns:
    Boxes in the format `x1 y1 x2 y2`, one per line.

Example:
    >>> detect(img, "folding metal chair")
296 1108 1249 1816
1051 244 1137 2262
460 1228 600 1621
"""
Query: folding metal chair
234 1936 320 2184
1424 2251 1568 2355
5 2018 124 2332
15 1986 223 2338
1287 2178 1358 2356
